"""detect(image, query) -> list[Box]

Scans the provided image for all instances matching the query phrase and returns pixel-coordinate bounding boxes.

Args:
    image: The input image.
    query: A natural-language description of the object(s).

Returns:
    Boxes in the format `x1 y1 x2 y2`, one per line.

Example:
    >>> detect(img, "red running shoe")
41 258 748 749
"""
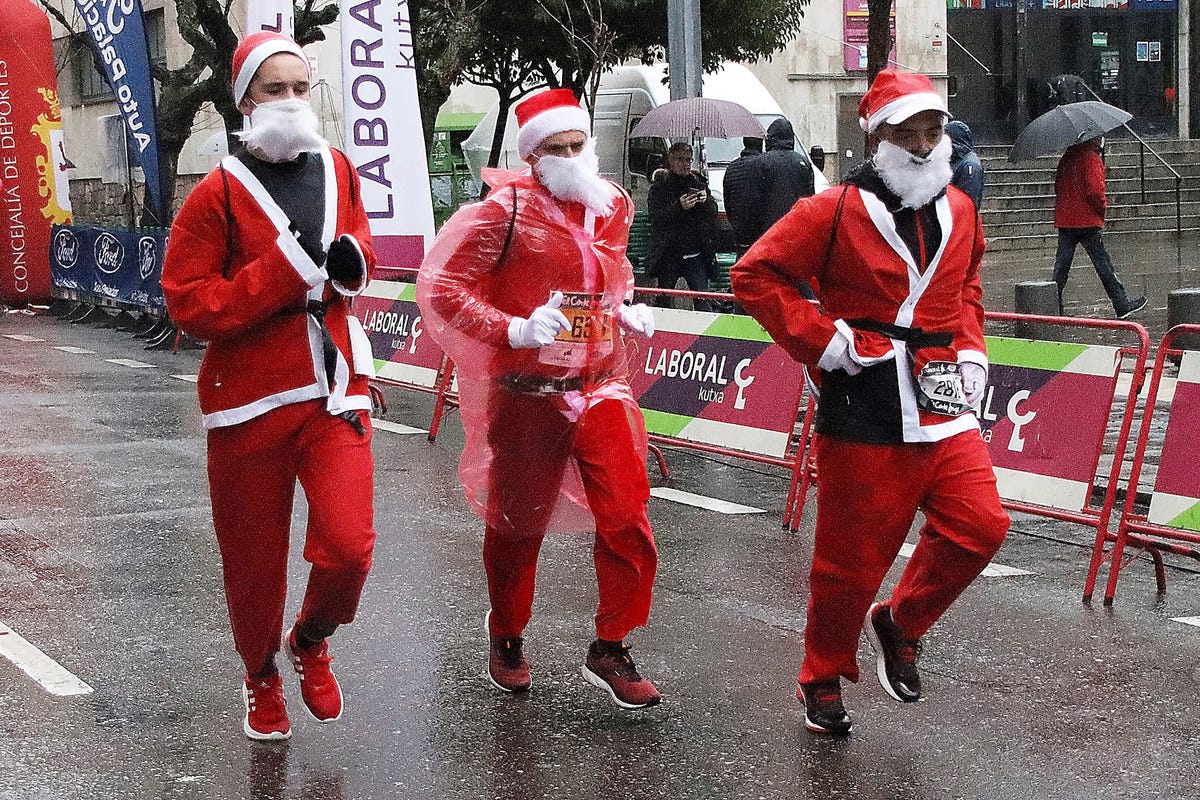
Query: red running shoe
581 639 661 709
242 672 291 741
485 610 531 693
285 627 344 722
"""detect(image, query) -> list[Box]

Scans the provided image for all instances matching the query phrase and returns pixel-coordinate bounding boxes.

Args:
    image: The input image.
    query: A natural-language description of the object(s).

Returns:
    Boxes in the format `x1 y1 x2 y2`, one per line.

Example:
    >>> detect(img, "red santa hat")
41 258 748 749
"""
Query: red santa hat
858 69 948 133
231 31 310 106
515 88 591 161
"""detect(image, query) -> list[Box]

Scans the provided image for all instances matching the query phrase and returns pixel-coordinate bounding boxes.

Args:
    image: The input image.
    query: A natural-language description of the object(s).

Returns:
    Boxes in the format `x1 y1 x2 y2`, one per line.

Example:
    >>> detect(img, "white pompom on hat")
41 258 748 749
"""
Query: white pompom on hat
858 68 949 134
231 31 310 106
515 88 592 161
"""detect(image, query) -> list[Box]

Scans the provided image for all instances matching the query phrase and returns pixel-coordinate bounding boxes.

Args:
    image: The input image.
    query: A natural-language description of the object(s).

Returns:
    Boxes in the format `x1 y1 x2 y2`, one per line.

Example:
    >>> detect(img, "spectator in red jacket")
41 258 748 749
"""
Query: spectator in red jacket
1053 137 1146 318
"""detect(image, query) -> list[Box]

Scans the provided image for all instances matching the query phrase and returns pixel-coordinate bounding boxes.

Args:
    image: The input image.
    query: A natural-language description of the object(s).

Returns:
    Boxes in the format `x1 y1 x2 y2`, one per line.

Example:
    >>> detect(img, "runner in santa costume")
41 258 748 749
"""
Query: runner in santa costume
162 31 377 741
417 88 662 709
732 69 1010 735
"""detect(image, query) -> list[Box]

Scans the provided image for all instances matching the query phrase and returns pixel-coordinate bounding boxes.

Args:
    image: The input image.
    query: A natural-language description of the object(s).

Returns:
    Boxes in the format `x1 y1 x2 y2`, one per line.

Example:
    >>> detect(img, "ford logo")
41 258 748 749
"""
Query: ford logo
138 236 157 280
53 228 80 268
94 232 125 275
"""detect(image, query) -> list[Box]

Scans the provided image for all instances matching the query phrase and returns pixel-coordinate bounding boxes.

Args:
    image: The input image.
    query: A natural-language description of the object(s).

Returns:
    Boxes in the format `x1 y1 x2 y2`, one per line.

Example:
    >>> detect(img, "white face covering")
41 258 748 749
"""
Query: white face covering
235 98 328 163
873 134 954 210
532 138 614 216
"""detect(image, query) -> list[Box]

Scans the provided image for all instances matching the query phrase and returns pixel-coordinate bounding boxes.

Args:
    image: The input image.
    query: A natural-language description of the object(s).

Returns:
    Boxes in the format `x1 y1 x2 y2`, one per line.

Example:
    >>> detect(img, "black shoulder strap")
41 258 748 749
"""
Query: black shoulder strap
497 183 518 267
219 164 234 278
823 185 850 273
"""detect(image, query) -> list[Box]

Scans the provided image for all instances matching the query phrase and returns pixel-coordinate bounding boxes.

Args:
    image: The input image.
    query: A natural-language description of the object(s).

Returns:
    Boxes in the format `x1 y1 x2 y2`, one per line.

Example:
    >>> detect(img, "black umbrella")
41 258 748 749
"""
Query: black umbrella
1009 101 1132 162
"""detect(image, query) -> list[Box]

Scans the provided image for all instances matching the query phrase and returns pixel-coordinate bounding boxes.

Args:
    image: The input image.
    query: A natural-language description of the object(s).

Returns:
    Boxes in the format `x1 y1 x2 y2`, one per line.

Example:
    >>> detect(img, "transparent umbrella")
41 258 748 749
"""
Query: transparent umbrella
629 97 767 140
1009 101 1132 162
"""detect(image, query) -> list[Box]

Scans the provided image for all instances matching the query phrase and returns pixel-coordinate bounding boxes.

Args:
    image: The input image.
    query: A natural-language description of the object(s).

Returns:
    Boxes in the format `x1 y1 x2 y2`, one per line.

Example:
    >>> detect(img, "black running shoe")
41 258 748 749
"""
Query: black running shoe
865 602 923 703
797 679 852 735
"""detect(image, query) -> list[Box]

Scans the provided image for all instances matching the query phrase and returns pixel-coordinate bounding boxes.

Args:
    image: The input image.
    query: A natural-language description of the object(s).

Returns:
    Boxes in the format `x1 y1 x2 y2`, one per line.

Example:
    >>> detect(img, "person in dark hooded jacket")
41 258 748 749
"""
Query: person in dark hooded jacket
759 117 817 229
722 137 766 256
946 121 985 212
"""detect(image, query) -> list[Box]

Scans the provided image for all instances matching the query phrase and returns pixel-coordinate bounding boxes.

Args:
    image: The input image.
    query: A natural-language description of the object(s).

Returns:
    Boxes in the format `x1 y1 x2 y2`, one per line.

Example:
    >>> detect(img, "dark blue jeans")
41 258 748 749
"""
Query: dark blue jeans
1053 227 1130 312
654 253 715 312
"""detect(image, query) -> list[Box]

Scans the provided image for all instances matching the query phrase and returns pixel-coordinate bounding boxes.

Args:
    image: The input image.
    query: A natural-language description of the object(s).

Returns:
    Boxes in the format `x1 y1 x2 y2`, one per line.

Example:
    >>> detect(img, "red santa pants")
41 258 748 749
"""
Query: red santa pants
798 431 1010 685
483 394 657 643
207 400 376 675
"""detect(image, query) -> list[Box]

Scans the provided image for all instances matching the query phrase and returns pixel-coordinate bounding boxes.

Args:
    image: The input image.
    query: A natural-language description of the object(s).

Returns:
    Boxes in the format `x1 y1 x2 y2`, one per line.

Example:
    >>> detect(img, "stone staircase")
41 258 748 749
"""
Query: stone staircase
979 138 1200 252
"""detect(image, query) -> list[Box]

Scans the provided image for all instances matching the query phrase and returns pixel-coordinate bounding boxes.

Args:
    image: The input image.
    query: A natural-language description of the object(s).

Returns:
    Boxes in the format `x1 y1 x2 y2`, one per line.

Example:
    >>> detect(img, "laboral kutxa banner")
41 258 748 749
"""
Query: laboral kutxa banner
628 308 808 459
339 0 435 275
977 336 1122 512
72 0 165 224
1147 349 1200 531
0 0 73 305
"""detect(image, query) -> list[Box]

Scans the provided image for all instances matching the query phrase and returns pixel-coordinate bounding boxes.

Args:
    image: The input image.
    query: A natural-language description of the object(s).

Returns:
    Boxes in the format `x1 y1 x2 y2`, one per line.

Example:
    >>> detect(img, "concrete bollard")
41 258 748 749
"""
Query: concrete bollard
1167 288 1200 351
1014 280 1060 341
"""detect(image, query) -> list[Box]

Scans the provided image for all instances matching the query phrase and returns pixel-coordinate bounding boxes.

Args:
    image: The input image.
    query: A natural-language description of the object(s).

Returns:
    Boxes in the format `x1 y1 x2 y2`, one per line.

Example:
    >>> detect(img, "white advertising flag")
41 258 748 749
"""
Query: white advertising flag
339 0 435 274
246 0 294 36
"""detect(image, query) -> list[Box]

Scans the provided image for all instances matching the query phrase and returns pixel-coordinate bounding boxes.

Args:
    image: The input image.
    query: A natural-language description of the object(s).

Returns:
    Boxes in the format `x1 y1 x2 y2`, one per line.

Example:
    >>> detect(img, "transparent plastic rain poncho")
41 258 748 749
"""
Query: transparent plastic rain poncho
416 168 648 533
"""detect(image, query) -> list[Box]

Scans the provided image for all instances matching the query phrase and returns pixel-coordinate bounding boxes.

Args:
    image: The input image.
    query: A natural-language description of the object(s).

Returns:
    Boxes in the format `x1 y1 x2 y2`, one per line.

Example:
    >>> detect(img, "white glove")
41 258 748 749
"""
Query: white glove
617 303 655 338
507 291 571 349
816 328 862 376
960 361 987 407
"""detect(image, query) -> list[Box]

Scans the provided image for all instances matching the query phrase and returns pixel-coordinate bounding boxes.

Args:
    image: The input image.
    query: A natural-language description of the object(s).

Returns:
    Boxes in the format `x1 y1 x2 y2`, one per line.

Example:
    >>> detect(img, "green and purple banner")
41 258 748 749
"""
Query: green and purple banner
628 308 808 458
356 280 444 389
1147 350 1200 531
977 336 1122 511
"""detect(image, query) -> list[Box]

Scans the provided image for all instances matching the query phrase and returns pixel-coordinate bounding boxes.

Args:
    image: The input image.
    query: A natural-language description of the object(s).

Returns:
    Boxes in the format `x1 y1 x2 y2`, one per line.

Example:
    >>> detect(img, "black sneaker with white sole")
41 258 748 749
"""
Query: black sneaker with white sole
797 679 852 736
865 602 923 703
1116 296 1147 319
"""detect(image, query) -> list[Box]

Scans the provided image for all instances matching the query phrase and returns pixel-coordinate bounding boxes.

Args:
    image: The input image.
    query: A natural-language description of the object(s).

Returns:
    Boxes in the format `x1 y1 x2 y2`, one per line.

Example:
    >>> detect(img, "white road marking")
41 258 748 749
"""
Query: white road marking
897 542 1035 577
372 419 427 435
52 346 95 354
105 358 157 369
3 334 46 342
650 487 766 514
171 374 199 383
1170 616 1200 628
0 622 93 696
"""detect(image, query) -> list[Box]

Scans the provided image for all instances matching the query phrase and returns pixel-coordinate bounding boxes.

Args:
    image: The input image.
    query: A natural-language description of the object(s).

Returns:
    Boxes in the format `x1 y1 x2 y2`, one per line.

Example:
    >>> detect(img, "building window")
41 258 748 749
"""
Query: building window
71 7 166 104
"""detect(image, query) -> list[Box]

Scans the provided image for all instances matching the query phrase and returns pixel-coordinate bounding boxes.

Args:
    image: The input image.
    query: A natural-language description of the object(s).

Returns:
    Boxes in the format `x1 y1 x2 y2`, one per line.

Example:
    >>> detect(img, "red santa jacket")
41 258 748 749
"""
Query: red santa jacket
1055 141 1107 229
163 148 376 429
731 178 988 444
416 167 636 385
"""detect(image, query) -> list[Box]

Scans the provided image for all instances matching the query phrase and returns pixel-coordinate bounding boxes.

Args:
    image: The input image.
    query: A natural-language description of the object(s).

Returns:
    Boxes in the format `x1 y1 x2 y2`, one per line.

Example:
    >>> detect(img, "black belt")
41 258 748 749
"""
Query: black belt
499 374 589 395
846 318 953 350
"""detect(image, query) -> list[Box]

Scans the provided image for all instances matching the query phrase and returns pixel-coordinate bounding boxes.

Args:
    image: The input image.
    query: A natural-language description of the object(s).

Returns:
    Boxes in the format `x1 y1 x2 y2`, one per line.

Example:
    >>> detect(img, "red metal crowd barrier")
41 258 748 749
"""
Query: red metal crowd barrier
1093 323 1200 604
368 278 1200 607
784 312 1155 606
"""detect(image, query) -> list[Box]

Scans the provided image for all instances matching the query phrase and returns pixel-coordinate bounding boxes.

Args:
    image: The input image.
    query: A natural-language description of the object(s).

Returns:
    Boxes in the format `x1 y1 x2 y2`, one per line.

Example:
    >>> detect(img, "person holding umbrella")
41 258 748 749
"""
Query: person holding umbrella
1053 136 1146 319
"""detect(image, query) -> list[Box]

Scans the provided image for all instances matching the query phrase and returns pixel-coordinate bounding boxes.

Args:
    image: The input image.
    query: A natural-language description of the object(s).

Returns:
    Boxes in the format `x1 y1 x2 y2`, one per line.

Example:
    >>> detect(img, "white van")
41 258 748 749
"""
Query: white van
460 62 829 218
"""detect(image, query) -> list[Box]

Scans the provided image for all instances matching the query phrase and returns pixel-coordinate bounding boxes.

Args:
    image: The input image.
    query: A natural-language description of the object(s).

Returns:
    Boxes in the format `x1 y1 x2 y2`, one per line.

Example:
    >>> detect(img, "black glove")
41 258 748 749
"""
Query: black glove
325 235 364 283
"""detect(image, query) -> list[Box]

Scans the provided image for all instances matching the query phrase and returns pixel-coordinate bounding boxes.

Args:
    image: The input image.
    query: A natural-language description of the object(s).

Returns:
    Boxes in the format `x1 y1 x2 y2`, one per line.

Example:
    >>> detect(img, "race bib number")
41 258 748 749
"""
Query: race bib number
915 361 971 417
539 291 614 367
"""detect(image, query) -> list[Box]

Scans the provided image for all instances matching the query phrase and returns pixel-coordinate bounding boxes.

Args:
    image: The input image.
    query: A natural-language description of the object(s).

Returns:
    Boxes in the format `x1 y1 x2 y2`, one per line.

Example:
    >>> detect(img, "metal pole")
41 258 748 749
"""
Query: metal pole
667 0 702 101
1015 0 1028 129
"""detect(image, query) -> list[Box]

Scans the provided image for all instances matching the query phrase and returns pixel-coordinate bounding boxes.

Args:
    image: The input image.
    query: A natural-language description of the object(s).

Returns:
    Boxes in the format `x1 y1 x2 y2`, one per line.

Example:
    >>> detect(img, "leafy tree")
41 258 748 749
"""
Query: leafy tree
439 0 808 168
866 0 893 84
39 0 338 224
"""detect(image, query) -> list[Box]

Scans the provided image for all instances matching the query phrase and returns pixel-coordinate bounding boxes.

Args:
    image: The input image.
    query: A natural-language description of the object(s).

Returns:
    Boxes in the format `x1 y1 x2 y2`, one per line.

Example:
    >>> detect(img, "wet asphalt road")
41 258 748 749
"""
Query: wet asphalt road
1 310 1199 800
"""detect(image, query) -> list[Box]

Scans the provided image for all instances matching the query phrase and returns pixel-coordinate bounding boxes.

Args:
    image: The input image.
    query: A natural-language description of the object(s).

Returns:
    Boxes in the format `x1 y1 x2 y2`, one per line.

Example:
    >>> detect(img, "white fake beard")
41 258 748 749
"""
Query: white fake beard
236 98 328 163
873 135 953 210
533 139 614 216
